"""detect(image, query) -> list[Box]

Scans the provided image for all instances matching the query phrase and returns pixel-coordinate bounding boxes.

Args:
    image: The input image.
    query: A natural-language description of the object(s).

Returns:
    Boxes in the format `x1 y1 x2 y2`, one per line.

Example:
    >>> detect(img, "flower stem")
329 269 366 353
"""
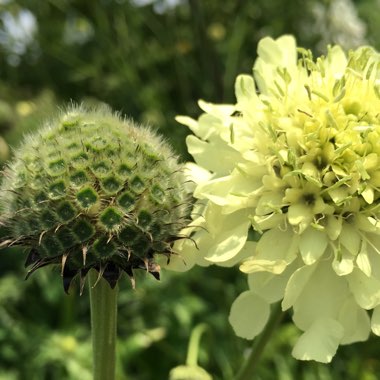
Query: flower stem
89 269 119 380
235 302 284 380
186 324 208 367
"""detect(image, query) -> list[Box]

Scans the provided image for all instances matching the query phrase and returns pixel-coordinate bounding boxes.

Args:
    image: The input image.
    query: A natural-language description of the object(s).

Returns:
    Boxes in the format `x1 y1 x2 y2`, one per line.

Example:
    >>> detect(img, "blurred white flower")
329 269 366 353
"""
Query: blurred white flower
308 0 367 52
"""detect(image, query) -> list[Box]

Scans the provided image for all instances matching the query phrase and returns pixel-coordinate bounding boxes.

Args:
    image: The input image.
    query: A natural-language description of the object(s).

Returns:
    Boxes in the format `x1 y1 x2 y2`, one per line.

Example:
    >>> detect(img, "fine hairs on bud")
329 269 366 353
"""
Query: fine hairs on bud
0 105 193 293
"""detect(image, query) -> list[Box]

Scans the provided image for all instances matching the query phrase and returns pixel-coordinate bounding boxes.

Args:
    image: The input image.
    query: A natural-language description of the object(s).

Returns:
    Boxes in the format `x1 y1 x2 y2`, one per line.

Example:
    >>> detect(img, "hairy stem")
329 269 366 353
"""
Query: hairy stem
89 270 119 380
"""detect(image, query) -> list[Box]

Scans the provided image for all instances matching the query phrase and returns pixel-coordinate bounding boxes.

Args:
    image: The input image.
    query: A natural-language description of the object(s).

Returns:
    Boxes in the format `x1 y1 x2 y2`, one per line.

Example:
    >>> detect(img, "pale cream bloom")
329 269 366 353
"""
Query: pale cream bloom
171 35 380 362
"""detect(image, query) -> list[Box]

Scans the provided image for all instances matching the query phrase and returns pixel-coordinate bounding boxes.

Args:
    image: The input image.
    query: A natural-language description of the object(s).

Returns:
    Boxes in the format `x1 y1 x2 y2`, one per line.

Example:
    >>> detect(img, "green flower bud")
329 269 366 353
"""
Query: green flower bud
169 365 213 380
0 106 191 293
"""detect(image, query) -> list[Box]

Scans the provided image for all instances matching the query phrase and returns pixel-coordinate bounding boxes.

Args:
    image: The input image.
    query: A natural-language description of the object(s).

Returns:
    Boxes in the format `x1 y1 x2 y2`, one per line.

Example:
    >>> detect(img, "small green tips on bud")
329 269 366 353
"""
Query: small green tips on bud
48 180 66 199
47 158 66 176
118 225 139 244
70 170 89 187
72 218 96 243
137 210 153 228
101 176 122 194
93 237 117 258
129 175 146 194
117 191 136 212
57 201 77 223
99 207 123 231
0 106 192 292
76 186 99 209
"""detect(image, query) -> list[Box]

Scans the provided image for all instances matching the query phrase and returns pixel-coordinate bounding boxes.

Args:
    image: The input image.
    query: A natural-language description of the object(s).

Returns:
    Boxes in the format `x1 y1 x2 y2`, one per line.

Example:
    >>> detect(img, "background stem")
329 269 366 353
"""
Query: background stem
89 270 119 380
235 302 284 380
186 324 208 367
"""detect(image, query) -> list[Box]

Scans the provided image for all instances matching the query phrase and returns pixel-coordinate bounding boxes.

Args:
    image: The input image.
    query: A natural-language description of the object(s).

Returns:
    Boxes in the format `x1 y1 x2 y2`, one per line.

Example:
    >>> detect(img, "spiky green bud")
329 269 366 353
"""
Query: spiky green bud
0 106 191 293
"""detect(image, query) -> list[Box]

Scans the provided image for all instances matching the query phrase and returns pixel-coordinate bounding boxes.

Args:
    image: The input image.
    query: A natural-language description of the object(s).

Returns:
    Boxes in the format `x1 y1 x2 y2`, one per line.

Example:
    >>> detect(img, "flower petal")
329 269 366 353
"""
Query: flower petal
287 203 313 232
194 169 259 211
332 248 354 276
204 209 250 263
183 162 213 186
340 222 361 256
371 305 380 336
186 135 240 175
218 241 257 268
257 227 298 262
356 249 371 277
299 227 328 265
325 215 342 240
235 74 257 104
292 318 344 363
282 263 318 311
165 229 212 271
292 263 349 330
348 268 380 309
254 35 297 94
241 228 298 274
198 99 235 118
338 297 370 344
228 290 270 339
248 261 298 303
240 259 288 274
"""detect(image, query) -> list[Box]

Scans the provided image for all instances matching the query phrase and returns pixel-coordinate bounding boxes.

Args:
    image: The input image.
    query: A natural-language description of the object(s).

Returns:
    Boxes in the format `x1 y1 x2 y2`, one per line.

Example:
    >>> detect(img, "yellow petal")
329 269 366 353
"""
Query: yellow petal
288 203 313 227
282 263 318 311
204 216 250 263
240 258 288 274
338 297 370 344
371 305 380 336
183 162 212 186
361 186 374 204
332 248 354 276
248 261 298 303
235 74 257 104
299 227 328 265
186 135 240 175
291 260 348 330
356 249 371 277
325 215 342 240
228 291 270 339
348 268 380 309
165 230 212 271
218 241 257 268
198 99 235 118
175 115 201 137
255 227 298 265
292 318 344 363
340 223 361 256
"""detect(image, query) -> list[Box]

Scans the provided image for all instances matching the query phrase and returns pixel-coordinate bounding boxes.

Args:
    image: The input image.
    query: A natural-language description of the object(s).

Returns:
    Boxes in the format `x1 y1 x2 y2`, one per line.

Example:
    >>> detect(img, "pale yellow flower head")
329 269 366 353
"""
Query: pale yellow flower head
173 35 380 362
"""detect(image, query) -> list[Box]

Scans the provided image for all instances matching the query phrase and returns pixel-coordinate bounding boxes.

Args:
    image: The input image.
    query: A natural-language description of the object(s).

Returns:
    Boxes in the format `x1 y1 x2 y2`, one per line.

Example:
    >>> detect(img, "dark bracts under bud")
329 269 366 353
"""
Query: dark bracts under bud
0 106 192 293
24 246 161 294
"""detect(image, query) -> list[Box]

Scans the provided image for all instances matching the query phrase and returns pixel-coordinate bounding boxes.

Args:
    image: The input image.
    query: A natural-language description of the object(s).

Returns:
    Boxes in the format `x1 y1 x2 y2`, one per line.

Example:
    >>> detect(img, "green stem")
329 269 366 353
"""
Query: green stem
89 269 119 380
186 324 208 367
235 302 284 380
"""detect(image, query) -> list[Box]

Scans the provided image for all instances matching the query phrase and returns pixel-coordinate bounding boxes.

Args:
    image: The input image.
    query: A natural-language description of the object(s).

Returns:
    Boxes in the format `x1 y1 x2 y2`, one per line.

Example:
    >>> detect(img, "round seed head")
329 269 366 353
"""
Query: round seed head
0 106 192 293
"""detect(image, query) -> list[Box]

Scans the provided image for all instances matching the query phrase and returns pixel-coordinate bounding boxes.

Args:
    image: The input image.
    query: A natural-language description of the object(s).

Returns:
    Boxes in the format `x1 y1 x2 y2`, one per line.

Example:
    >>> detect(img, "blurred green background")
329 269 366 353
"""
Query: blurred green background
1 0 380 379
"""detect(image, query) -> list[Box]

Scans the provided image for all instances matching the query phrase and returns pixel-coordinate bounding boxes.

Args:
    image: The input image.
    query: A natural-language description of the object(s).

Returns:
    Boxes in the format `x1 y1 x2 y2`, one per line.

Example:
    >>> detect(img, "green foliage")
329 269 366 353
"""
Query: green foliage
0 0 321 155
